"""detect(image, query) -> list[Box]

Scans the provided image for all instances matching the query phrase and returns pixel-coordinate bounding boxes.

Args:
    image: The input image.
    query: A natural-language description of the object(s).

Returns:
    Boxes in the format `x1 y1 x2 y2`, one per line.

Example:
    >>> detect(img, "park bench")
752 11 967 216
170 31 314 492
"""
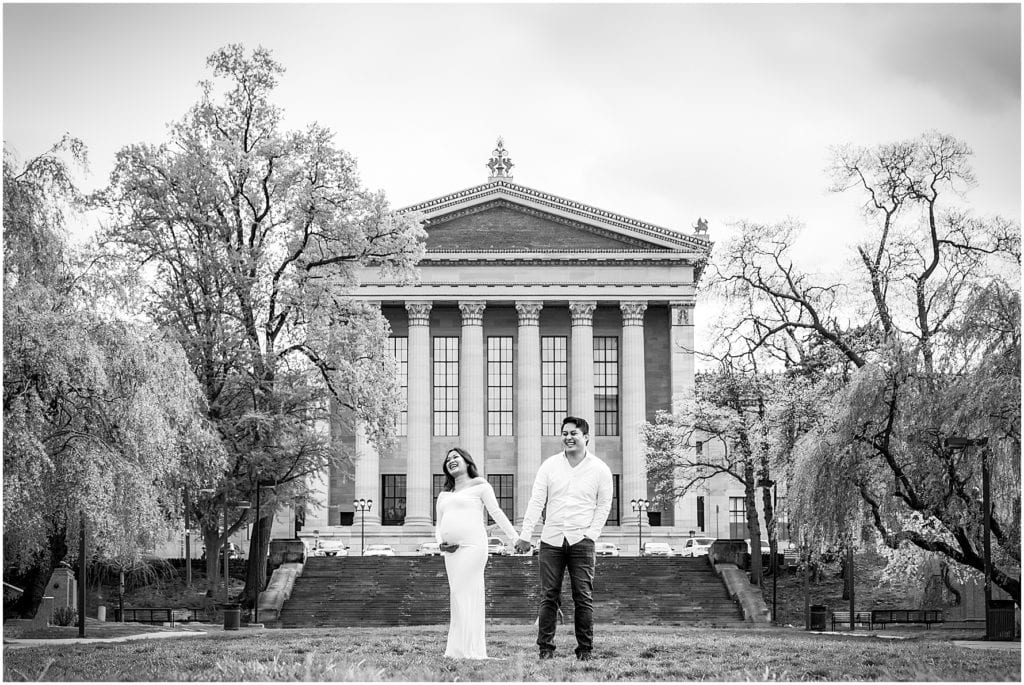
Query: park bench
830 610 875 630
830 609 945 631
113 607 205 624
870 609 944 629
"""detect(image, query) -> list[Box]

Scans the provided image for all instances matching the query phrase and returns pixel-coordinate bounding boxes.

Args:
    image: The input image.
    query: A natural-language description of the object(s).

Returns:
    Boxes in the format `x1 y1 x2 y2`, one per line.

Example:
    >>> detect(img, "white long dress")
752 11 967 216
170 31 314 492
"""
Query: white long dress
435 480 518 659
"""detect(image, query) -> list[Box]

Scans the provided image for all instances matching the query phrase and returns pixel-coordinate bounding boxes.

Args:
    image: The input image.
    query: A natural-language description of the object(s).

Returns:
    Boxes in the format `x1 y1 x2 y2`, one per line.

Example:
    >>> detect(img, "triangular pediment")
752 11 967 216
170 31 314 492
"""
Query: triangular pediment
399 179 711 255
423 200 665 251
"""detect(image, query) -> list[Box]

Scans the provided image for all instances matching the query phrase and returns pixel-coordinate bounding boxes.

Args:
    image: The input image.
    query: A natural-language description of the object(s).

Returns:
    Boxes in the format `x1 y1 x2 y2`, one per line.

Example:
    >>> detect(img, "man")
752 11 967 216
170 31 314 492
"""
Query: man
515 416 613 660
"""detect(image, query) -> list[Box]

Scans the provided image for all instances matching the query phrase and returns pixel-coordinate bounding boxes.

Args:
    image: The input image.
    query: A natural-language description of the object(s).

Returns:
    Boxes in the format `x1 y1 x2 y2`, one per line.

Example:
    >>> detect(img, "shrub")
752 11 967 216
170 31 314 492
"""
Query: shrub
51 605 77 626
90 557 177 594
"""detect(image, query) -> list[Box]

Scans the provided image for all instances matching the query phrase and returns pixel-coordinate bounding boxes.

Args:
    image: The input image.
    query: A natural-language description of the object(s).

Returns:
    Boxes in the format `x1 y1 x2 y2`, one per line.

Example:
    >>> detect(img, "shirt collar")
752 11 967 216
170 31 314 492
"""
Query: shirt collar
562 450 591 465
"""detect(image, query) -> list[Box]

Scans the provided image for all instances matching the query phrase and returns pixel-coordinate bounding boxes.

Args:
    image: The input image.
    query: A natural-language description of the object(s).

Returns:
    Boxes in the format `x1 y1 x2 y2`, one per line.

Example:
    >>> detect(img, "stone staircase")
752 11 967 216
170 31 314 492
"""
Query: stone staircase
277 555 745 628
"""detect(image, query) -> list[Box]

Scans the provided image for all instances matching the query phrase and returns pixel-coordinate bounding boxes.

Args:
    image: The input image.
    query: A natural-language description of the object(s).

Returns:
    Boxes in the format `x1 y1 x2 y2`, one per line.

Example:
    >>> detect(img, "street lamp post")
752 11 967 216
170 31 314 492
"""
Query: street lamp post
630 499 649 555
353 498 373 556
944 436 992 639
78 511 86 637
183 487 192 589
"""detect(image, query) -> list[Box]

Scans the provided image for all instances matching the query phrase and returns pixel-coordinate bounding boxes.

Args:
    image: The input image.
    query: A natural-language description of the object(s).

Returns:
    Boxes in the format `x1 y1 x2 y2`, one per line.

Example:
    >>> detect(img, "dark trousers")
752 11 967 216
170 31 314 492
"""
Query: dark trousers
537 537 596 655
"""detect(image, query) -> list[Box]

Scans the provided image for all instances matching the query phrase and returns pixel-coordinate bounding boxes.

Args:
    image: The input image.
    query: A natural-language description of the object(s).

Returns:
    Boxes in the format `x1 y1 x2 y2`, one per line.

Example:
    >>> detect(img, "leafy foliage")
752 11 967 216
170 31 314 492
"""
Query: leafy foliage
643 369 821 581
97 44 426 602
3 139 223 617
707 131 1020 601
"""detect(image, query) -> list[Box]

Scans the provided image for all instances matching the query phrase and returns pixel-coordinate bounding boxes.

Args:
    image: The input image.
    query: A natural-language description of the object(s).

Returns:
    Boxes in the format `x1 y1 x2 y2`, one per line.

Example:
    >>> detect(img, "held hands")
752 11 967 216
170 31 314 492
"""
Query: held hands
514 539 533 554
439 542 460 553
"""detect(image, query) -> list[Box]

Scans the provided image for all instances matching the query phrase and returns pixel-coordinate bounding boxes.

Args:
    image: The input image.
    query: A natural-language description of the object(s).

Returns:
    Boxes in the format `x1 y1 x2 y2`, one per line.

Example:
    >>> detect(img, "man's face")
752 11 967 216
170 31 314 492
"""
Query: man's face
561 423 588 453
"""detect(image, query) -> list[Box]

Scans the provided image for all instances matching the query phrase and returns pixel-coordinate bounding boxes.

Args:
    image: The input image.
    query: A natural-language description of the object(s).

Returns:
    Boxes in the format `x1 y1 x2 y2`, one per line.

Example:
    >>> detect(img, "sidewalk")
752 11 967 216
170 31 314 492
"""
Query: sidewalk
4 623 265 648
952 640 1021 652
4 629 210 647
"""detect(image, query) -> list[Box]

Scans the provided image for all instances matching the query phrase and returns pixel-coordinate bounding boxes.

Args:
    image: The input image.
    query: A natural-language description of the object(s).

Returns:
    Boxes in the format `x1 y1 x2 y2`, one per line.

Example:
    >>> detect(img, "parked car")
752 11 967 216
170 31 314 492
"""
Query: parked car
640 541 673 557
679 537 716 557
746 539 772 555
596 542 620 557
201 542 242 561
311 539 349 557
487 537 510 556
364 544 396 557
418 541 441 556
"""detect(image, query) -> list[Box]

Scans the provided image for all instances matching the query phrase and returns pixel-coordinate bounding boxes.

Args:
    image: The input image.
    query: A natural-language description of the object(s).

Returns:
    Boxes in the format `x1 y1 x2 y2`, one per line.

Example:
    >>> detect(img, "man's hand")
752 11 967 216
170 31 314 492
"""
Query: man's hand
514 539 532 554
439 542 459 553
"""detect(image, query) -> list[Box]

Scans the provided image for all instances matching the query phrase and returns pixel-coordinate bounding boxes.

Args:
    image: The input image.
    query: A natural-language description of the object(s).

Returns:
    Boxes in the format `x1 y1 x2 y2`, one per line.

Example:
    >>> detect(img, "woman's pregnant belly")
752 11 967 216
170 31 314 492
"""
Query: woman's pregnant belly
438 502 486 547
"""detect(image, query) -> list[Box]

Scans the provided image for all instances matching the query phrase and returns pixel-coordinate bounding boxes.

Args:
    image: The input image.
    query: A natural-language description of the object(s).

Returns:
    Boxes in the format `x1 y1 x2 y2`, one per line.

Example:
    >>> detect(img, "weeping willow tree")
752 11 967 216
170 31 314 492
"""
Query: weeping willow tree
3 138 225 618
712 132 1020 603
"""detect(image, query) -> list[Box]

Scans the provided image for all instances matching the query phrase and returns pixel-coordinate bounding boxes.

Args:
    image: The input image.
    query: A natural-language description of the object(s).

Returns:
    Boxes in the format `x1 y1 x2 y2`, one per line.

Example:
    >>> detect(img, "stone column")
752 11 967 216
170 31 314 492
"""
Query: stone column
459 301 487 473
670 299 696 528
353 422 381 526
515 301 543 528
569 300 597 434
301 471 329 532
620 301 648 514
405 301 433 528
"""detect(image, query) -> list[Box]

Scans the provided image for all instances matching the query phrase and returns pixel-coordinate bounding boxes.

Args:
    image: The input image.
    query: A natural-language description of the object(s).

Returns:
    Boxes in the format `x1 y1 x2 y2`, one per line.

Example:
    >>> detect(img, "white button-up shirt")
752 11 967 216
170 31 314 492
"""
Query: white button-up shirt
519 451 614 546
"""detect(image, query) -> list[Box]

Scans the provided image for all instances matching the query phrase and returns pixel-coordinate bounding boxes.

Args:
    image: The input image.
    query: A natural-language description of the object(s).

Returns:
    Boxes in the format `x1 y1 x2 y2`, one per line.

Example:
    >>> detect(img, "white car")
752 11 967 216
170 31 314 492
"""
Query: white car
487 537 510 556
202 542 243 560
310 539 349 557
746 539 772 555
596 542 620 557
418 541 441 556
641 541 674 557
679 537 716 557
363 544 396 557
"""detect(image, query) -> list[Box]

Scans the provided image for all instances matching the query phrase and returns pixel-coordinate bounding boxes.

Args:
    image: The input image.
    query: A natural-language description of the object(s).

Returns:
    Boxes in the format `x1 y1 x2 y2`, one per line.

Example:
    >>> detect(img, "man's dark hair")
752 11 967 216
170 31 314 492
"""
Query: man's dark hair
561 416 590 436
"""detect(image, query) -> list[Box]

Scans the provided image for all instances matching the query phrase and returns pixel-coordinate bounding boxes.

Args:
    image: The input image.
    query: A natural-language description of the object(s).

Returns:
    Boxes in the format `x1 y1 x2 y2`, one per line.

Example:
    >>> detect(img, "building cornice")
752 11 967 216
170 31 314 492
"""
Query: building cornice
421 256 698 267
399 179 712 253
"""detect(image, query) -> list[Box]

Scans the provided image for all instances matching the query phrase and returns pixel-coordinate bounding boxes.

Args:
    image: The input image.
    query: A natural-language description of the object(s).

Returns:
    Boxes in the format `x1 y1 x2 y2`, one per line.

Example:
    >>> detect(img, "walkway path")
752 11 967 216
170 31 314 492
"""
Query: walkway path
4 629 210 648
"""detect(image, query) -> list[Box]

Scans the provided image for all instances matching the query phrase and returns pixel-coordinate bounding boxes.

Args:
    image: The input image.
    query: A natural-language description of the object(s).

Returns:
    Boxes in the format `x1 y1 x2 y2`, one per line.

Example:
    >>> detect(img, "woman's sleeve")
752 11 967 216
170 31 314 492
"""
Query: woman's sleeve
479 483 518 542
434 495 445 544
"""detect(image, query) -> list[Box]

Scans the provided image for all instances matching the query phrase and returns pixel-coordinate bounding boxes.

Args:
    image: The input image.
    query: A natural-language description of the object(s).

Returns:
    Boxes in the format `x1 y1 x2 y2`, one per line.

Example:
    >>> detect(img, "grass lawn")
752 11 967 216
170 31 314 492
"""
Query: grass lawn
3 623 1019 681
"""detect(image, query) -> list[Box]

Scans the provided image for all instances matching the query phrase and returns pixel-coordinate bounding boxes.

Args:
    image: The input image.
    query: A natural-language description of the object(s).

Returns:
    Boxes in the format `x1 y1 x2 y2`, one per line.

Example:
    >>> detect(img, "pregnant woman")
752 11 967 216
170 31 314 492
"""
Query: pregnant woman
435 447 518 659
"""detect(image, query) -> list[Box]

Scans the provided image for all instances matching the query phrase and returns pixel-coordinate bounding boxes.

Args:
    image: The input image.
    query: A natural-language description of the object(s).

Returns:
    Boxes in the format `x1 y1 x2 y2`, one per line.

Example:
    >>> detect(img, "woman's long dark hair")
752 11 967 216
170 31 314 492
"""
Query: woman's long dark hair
442 447 480 491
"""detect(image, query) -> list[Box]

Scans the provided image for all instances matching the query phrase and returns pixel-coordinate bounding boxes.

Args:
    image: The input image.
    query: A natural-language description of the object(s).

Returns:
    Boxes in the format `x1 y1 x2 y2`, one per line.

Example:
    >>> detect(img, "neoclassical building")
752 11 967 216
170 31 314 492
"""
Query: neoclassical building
298 141 717 553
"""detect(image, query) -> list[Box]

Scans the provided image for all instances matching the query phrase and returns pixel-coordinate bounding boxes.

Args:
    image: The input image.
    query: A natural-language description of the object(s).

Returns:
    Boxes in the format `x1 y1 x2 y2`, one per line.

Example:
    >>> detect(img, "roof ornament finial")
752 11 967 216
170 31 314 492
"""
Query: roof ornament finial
694 217 709 236
486 136 514 181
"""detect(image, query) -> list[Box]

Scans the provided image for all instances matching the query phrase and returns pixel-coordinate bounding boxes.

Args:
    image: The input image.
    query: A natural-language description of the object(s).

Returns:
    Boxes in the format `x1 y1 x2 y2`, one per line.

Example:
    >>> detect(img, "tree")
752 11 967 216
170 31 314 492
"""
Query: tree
709 132 1020 602
3 139 224 617
644 368 792 585
98 45 426 608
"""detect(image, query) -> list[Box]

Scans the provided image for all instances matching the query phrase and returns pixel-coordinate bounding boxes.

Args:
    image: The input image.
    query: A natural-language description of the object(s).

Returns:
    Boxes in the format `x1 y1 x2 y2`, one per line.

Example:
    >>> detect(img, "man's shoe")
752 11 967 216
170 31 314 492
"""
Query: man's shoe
539 650 555 660
576 651 593 661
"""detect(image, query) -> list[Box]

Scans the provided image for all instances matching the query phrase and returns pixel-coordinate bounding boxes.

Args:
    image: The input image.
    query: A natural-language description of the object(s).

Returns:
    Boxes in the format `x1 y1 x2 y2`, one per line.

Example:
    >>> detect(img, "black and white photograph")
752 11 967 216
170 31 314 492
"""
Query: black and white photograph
3 1 1020 681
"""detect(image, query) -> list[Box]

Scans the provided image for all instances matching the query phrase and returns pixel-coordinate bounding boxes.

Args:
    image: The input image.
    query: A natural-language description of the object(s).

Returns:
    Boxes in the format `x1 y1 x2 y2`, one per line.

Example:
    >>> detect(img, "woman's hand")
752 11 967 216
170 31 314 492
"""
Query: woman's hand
439 542 460 553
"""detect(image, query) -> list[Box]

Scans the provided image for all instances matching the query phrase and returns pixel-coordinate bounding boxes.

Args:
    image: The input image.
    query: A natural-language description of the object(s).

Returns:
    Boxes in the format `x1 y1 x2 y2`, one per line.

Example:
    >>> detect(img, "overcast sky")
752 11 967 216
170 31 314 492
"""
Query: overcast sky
4 2 1021 271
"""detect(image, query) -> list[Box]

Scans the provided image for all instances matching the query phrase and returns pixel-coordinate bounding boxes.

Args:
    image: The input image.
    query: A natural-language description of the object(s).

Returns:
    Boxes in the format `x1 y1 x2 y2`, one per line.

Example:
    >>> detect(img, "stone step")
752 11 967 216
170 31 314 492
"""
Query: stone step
278 556 744 627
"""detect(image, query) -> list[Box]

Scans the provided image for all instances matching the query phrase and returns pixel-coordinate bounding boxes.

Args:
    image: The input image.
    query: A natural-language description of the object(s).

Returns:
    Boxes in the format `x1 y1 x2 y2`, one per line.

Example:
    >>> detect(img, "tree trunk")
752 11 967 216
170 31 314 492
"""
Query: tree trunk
744 461 762 585
242 513 273 611
202 527 221 596
840 552 851 600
